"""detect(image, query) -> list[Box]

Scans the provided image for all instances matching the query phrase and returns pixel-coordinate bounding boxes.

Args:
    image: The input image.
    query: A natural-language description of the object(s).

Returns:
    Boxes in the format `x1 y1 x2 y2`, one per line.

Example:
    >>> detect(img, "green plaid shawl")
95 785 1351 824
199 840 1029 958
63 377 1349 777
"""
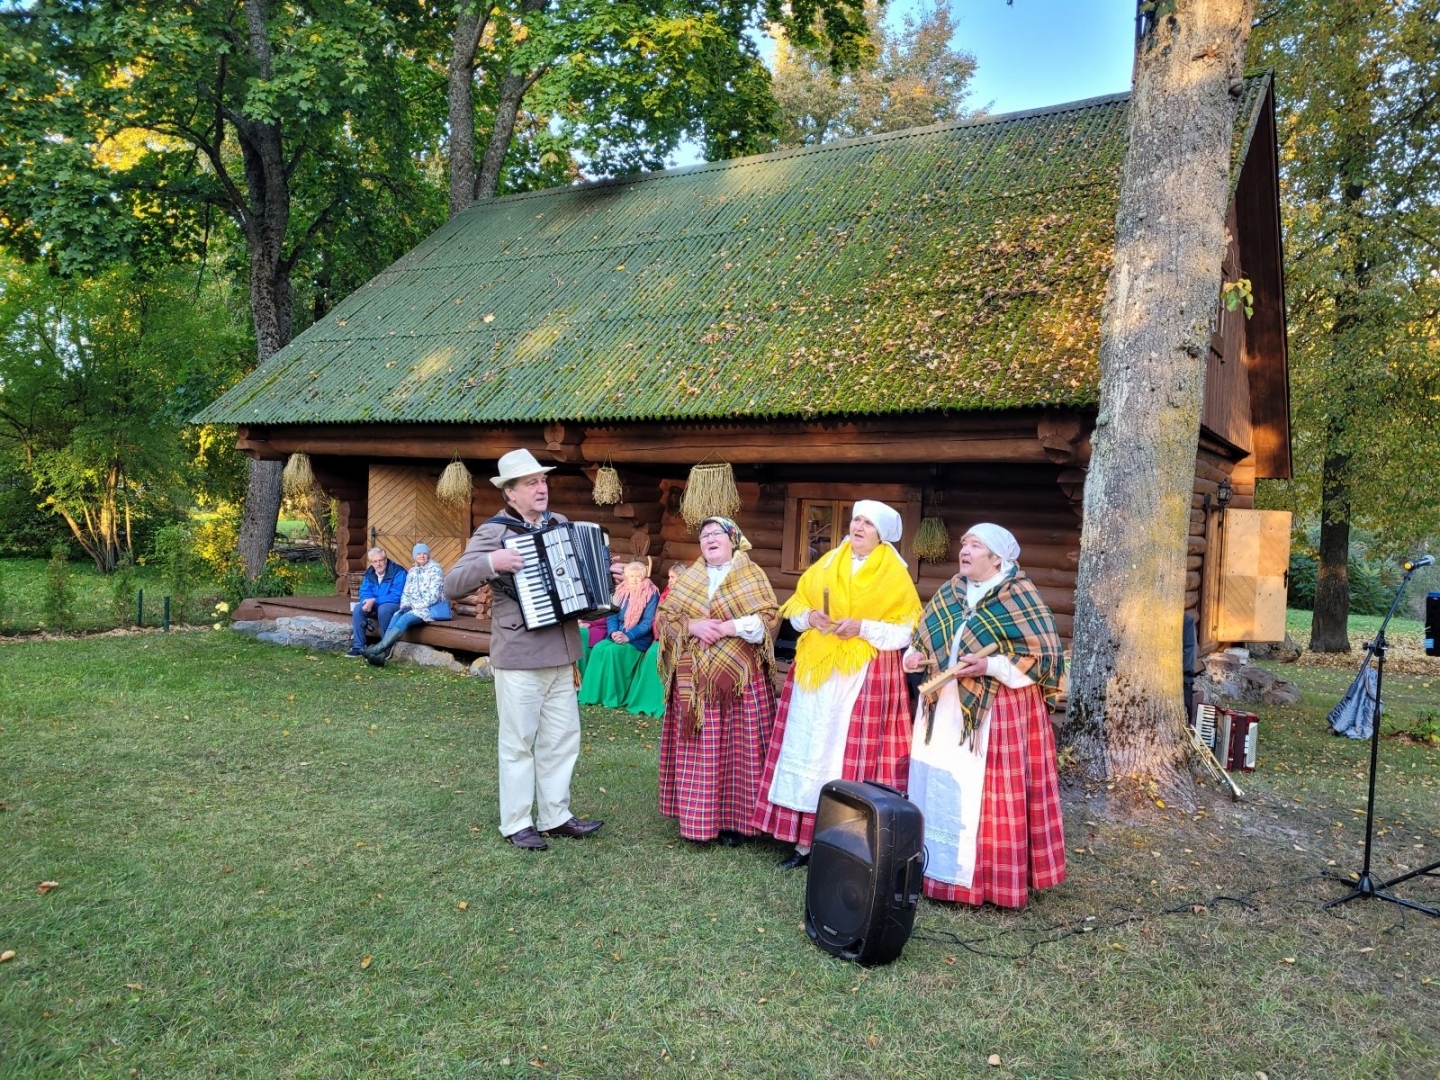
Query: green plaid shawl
916 567 1064 746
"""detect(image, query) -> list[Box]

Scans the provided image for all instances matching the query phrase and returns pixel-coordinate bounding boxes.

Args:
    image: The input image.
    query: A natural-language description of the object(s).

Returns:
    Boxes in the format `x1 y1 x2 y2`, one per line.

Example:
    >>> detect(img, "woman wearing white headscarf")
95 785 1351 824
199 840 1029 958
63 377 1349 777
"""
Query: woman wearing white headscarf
902 523 1066 909
751 500 923 868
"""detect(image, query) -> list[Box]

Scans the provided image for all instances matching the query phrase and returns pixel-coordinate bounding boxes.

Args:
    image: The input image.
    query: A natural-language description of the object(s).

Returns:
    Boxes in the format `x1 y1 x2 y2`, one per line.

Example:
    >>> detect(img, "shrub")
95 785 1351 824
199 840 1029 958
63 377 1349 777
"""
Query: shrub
109 558 137 628
42 542 76 631
217 554 303 611
151 524 198 623
192 505 241 577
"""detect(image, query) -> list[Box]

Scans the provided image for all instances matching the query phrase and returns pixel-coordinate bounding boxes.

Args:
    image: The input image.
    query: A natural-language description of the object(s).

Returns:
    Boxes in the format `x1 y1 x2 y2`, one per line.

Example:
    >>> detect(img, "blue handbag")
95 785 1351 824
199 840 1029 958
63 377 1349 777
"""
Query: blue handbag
429 598 453 621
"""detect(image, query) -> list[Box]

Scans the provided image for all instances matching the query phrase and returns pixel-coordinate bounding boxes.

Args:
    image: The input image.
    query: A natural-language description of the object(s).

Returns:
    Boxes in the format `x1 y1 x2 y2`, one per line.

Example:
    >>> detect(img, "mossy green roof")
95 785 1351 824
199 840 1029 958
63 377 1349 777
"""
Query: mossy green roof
197 76 1271 426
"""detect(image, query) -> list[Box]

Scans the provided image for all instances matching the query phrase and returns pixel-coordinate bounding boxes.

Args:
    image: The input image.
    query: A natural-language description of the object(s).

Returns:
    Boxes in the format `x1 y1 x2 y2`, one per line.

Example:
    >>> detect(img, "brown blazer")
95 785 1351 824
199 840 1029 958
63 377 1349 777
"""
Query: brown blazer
444 509 583 671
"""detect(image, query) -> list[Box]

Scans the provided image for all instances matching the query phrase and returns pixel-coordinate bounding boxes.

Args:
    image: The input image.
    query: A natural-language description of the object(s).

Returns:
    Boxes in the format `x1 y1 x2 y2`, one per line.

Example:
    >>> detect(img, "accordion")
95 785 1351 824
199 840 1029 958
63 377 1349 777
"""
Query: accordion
499 521 615 631
1192 701 1258 772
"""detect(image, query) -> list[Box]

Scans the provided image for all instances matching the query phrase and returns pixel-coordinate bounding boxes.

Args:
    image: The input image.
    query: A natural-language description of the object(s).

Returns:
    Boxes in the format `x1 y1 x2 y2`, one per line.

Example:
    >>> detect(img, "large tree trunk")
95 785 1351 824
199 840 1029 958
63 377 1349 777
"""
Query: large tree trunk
473 0 546 202
234 0 296 581
1064 0 1253 801
1310 446 1353 651
447 5 489 218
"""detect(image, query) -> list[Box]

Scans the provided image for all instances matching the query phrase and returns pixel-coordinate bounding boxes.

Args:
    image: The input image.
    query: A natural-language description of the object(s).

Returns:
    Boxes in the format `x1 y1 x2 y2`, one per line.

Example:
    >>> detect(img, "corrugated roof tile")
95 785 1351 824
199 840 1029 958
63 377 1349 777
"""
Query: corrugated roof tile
197 79 1271 426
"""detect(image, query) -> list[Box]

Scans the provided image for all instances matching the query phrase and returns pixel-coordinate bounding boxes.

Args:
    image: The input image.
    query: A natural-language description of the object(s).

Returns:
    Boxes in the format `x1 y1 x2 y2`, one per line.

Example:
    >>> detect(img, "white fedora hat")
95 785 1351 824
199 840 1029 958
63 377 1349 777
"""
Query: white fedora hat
491 448 555 488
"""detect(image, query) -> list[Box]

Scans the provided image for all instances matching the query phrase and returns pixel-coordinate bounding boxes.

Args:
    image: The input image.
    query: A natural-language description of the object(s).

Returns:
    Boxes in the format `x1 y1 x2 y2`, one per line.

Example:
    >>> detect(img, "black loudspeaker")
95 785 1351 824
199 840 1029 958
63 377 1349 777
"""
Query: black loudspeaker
1426 592 1440 657
804 779 924 967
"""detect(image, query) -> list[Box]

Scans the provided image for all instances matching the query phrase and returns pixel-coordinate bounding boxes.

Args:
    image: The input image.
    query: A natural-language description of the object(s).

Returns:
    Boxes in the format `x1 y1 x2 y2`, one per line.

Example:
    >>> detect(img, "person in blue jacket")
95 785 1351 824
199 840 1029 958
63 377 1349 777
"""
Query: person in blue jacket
578 560 659 709
348 547 407 657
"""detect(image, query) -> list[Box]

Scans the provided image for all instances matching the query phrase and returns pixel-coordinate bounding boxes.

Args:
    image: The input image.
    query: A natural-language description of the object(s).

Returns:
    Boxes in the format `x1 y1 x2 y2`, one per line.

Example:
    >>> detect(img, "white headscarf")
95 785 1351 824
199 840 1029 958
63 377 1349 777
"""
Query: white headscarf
962 523 1020 607
852 499 903 545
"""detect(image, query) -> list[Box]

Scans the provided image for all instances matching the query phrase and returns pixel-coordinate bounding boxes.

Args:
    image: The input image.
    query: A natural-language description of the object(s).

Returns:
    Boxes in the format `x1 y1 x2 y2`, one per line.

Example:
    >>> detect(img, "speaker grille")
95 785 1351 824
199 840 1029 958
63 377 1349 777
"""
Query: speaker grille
812 849 872 940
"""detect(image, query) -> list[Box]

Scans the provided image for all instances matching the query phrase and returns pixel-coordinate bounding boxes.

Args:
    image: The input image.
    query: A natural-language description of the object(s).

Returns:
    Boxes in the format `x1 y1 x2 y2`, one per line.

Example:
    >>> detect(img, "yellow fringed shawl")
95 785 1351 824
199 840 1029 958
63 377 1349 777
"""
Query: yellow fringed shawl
779 540 922 691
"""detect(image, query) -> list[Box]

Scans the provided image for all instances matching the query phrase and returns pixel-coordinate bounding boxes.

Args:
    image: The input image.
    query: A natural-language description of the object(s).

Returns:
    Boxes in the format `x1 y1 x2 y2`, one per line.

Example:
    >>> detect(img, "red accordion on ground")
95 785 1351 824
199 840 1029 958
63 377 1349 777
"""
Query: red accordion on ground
1192 701 1258 772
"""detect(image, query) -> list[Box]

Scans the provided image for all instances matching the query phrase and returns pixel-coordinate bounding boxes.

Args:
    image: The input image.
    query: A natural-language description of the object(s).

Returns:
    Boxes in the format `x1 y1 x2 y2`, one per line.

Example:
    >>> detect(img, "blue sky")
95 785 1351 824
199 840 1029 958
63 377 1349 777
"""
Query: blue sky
897 0 1137 116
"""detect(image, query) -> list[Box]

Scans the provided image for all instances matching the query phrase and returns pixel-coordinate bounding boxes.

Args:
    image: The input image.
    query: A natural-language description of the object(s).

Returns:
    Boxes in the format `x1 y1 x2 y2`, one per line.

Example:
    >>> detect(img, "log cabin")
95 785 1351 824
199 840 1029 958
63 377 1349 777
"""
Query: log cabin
198 75 1291 662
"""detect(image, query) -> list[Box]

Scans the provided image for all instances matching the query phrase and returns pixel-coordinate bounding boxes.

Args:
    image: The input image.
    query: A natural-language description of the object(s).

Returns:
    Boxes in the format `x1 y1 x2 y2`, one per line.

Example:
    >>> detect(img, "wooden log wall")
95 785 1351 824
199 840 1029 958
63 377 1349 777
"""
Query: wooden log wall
654 465 1082 643
312 459 367 589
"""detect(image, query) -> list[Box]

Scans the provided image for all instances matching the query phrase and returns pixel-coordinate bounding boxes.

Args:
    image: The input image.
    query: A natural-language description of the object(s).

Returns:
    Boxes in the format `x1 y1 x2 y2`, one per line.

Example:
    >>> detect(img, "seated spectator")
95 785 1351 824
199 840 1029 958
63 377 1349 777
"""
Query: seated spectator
363 544 451 667
578 561 659 709
348 547 407 657
623 563 681 718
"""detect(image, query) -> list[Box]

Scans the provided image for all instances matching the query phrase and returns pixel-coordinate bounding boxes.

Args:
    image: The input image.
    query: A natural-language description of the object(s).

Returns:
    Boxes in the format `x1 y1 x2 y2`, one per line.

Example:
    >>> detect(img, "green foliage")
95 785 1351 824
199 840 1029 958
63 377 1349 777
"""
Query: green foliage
217 555 305 611
107 558 137 628
150 524 199 623
191 506 242 578
1220 276 1254 318
769 1 979 149
1252 1 1440 550
41 542 75 631
1286 526 1405 616
0 258 252 573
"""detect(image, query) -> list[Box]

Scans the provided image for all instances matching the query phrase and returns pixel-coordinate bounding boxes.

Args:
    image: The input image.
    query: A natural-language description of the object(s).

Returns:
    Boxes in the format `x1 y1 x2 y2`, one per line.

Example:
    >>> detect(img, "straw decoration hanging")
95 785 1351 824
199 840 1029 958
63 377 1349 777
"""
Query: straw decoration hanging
913 493 950 563
592 460 623 505
281 452 315 497
680 461 741 528
436 456 474 508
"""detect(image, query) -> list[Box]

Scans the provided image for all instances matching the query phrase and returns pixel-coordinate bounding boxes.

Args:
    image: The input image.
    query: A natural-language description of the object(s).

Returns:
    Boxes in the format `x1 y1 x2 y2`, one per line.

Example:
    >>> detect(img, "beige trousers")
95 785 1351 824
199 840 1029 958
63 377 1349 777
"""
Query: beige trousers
492 665 581 836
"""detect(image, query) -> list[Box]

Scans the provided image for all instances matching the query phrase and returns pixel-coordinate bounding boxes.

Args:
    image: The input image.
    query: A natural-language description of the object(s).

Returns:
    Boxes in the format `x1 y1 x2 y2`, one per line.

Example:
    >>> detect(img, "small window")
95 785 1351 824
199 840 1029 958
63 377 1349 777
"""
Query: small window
779 482 922 580
797 498 852 570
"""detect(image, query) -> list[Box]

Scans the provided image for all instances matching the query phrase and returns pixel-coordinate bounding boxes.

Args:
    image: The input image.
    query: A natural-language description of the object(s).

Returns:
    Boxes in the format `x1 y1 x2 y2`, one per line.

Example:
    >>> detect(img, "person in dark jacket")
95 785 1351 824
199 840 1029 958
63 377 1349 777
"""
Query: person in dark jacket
348 547 407 657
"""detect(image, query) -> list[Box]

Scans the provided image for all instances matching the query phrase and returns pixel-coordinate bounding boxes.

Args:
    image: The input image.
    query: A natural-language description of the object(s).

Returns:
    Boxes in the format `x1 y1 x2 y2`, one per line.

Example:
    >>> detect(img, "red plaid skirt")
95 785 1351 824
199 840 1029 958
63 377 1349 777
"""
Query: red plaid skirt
751 649 913 848
923 682 1066 909
658 673 776 841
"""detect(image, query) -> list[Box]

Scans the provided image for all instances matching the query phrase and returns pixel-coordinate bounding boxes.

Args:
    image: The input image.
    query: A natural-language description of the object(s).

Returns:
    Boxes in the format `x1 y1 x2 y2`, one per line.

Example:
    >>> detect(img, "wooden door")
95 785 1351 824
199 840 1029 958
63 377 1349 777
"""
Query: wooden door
1213 509 1291 643
368 465 467 571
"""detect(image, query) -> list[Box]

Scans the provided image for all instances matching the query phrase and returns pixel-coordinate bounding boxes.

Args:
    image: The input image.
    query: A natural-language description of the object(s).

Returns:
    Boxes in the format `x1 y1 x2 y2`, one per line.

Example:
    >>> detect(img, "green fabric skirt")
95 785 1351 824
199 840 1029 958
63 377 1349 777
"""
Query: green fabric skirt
623 642 665 718
578 639 646 709
577 624 591 676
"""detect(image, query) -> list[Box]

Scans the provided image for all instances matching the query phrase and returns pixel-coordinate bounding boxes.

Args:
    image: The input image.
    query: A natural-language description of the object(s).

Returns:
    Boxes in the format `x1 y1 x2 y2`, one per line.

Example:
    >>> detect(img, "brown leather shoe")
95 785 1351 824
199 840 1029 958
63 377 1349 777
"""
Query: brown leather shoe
542 816 603 839
505 826 548 850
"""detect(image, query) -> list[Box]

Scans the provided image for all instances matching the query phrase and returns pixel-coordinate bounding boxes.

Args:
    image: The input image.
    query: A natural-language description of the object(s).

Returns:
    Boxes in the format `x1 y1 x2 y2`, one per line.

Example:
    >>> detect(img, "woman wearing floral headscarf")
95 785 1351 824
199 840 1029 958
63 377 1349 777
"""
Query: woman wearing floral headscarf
902 523 1066 909
751 500 923 869
655 517 779 846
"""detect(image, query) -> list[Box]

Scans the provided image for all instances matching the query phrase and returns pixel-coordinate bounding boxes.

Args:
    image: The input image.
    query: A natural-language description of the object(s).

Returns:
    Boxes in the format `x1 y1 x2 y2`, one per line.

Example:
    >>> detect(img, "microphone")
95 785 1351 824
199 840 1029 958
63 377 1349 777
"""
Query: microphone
1403 555 1435 571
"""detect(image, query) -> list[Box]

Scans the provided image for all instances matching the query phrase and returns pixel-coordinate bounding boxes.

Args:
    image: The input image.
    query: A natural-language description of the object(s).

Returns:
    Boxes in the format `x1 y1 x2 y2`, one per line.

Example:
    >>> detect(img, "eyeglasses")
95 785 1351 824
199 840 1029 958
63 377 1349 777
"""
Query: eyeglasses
698 531 727 541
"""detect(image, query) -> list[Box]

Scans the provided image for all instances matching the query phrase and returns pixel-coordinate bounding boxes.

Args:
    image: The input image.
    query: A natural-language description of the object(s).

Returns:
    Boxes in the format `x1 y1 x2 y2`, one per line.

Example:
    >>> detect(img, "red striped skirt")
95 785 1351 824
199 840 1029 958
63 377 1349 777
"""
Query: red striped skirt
750 649 913 848
658 673 776 842
923 682 1066 909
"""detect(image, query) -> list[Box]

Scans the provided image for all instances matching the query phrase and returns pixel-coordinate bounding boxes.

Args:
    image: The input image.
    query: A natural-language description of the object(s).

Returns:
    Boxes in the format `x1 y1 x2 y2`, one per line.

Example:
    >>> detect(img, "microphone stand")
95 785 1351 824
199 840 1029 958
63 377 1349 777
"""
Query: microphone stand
1323 562 1440 917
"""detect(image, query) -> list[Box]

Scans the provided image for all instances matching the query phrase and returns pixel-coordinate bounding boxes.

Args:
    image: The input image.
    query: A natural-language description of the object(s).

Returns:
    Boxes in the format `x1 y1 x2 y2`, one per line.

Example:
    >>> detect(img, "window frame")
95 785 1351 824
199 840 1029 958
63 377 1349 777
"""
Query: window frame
780 482 922 581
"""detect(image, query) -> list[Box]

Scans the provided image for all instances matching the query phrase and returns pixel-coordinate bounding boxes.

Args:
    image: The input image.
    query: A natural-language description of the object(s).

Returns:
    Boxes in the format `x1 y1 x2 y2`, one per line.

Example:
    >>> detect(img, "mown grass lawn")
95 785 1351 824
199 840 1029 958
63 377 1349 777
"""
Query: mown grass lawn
2 629 1438 1079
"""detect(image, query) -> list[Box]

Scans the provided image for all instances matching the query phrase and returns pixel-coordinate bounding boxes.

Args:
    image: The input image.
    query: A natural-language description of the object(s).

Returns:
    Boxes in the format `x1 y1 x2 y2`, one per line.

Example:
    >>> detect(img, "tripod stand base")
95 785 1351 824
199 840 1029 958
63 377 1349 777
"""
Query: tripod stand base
1323 868 1440 917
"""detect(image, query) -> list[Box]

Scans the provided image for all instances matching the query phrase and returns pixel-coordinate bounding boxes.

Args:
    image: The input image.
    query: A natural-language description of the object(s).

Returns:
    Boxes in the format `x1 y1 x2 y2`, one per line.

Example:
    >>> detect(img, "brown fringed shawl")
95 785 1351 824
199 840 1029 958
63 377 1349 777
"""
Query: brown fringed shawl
656 553 779 731
916 567 1065 747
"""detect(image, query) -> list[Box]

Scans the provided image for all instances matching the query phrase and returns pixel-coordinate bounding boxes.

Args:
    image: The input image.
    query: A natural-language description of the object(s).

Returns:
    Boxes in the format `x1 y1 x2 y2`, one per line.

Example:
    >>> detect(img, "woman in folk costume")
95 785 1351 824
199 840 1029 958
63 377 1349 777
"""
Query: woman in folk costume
752 500 923 869
622 563 682 719
656 518 780 846
902 523 1066 909
579 561 660 709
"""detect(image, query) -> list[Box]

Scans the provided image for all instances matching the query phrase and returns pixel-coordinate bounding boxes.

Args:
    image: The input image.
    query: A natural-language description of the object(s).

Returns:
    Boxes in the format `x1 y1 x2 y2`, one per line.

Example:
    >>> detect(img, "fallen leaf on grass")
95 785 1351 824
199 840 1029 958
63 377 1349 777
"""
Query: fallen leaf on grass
37 881 59 894
1256 1072 1268 1080
457 901 468 911
360 955 373 969
987 1054 1002 1066
0 950 15 963
866 1034 880 1049
1192 905 1207 915
125 982 143 991
1109 942 1126 951
1279 957 1295 965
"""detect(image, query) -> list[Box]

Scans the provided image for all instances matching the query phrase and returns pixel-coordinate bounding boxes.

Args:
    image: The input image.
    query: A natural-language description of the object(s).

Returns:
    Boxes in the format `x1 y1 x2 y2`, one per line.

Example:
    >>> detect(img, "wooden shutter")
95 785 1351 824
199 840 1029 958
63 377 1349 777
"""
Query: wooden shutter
1214 509 1291 643
368 465 467 570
